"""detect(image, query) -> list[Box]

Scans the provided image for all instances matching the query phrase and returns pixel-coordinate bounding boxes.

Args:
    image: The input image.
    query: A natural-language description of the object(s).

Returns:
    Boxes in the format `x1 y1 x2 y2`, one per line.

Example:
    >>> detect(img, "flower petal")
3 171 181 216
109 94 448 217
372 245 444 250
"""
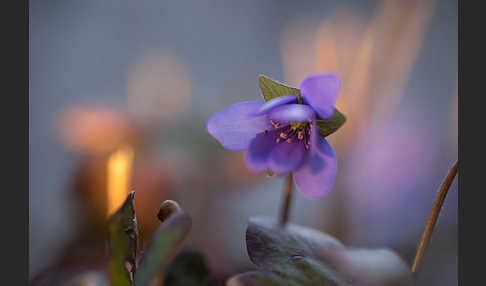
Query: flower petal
300 73 340 119
256 95 299 115
268 104 315 123
245 130 279 172
207 101 272 150
293 135 337 199
268 140 307 175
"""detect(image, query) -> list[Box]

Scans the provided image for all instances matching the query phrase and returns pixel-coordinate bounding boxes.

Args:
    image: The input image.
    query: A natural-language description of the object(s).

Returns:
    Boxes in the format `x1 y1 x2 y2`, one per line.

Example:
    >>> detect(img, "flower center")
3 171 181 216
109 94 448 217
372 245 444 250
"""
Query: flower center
265 120 312 150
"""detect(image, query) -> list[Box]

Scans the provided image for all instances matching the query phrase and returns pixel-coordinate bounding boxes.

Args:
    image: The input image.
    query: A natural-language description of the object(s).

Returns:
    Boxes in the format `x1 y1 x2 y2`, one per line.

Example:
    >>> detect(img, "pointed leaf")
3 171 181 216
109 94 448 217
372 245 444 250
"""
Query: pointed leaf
134 212 192 286
258 76 302 103
315 108 346 138
108 191 139 286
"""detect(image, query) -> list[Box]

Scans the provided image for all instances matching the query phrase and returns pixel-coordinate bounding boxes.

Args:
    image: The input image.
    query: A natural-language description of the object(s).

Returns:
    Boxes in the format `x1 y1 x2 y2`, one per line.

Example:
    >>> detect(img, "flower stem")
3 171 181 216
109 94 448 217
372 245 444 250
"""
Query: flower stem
279 174 294 227
411 160 458 274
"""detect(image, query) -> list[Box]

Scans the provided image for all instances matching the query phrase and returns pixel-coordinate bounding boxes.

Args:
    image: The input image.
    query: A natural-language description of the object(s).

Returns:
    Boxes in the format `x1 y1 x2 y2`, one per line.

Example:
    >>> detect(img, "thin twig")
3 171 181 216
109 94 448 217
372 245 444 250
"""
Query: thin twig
279 174 294 227
411 160 458 274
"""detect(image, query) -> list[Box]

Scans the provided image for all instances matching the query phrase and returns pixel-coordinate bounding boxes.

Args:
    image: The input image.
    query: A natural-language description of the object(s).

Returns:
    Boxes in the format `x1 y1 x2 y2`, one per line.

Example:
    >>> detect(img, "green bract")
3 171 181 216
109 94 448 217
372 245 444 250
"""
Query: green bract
316 109 346 138
259 75 302 103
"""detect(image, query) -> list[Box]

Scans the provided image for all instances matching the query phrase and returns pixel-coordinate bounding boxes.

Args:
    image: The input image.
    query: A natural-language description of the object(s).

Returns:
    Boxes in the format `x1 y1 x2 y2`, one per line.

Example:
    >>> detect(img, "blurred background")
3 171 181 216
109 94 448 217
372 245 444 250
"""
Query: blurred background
30 0 457 285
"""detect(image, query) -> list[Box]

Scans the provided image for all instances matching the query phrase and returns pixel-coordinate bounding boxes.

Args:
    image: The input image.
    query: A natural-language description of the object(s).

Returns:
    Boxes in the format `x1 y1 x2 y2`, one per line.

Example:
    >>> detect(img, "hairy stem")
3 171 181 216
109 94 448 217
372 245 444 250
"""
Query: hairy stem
279 174 294 227
411 160 458 274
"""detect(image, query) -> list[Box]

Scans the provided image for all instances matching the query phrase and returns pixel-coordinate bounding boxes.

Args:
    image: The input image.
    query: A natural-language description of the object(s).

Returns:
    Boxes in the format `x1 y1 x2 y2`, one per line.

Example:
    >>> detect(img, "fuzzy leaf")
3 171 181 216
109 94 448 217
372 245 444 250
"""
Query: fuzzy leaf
134 212 192 286
108 191 139 286
230 216 413 286
258 76 302 103
245 217 346 286
316 108 346 138
164 250 211 286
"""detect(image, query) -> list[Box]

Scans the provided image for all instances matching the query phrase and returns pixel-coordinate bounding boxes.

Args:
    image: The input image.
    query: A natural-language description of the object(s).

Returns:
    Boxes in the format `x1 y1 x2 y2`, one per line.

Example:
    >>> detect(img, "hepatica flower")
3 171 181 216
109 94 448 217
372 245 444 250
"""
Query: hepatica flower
207 73 346 199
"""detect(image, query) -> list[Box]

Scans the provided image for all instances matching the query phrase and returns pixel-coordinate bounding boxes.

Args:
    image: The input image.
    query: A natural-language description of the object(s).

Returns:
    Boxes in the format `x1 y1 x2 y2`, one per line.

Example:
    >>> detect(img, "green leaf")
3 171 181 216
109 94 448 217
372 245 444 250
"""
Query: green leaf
164 250 211 286
258 76 302 103
134 212 192 286
228 216 413 286
108 191 139 286
315 108 346 138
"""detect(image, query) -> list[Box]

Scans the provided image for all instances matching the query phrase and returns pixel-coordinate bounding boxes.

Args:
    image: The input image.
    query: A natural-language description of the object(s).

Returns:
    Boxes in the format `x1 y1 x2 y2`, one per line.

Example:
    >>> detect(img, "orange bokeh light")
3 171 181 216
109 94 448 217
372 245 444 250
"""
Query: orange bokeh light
106 144 134 217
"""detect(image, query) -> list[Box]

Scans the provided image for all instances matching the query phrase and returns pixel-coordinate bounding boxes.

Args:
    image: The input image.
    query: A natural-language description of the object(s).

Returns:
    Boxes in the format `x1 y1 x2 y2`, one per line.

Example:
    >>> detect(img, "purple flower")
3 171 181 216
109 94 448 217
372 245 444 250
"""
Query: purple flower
207 73 341 199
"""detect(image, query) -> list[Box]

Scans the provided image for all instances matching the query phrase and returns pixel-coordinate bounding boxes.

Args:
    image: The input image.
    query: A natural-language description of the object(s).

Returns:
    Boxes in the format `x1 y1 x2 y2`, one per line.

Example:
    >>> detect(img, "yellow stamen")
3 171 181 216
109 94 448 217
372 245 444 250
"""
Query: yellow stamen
290 122 307 130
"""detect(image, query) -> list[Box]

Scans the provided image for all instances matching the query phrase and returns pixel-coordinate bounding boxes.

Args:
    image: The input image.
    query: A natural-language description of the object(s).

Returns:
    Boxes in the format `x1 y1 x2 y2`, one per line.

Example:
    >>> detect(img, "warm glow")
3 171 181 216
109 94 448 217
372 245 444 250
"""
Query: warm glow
107 145 134 217
56 105 135 155
279 2 436 152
